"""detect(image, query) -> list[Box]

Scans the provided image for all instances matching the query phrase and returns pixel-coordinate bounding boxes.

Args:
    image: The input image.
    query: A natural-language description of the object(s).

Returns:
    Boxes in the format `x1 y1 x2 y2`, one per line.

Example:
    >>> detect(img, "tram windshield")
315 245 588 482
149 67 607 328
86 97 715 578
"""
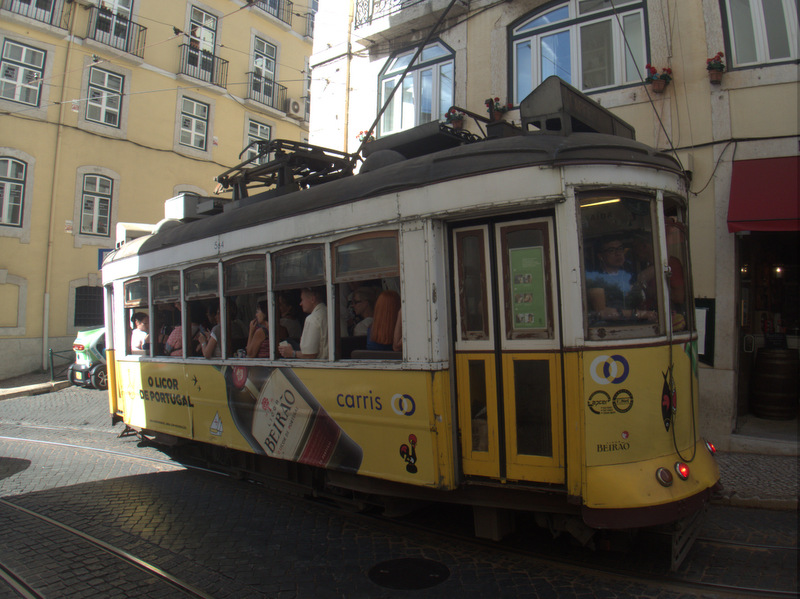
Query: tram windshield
581 194 690 339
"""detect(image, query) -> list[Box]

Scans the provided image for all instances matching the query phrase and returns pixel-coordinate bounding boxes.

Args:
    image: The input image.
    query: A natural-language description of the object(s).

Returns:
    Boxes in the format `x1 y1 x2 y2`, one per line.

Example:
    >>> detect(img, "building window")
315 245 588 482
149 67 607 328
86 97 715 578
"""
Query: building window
306 0 318 37
180 97 209 150
188 5 217 77
0 157 25 227
379 41 454 136
723 0 798 67
86 67 123 127
252 37 276 101
0 40 46 106
95 0 133 45
81 174 112 236
246 119 272 165
511 0 645 101
74 285 104 327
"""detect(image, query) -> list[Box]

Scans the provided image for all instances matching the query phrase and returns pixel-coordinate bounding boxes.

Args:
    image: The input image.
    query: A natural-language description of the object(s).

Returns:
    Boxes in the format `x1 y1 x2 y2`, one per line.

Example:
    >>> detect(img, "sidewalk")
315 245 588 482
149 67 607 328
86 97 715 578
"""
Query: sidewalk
1 371 796 511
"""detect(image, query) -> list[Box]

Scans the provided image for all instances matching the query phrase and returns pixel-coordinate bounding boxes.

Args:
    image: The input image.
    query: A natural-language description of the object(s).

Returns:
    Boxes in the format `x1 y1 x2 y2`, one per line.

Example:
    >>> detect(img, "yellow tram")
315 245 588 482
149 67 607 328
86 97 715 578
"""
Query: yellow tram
102 78 719 549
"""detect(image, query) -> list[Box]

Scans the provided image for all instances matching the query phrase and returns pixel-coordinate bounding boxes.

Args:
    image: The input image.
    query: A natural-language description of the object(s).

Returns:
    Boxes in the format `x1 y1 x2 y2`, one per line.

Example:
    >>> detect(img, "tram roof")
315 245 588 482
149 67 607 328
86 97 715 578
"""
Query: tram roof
117 131 684 260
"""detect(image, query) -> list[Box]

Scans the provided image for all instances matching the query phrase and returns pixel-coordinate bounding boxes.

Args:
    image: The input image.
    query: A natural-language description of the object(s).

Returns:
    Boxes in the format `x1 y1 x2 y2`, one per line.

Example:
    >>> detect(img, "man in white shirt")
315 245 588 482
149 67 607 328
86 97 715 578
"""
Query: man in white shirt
278 287 328 360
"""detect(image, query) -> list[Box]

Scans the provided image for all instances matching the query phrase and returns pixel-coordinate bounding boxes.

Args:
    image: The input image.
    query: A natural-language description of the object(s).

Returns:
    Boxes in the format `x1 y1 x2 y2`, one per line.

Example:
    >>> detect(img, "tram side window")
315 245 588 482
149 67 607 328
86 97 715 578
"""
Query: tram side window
185 264 220 358
332 232 401 359
224 256 270 358
153 272 181 356
580 195 660 338
272 245 325 360
664 200 692 333
124 278 149 355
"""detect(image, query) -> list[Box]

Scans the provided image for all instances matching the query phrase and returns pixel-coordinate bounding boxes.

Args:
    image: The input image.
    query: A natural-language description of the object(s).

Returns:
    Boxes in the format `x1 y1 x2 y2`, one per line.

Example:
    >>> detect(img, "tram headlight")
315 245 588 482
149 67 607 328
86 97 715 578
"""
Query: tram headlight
704 439 717 455
674 462 690 481
655 467 673 487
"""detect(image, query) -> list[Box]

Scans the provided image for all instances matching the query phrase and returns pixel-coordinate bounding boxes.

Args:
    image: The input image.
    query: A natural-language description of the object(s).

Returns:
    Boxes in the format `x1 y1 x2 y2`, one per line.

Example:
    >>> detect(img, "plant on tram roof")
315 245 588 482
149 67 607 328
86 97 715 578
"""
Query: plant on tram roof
645 64 672 83
485 96 512 116
707 51 725 71
357 130 375 143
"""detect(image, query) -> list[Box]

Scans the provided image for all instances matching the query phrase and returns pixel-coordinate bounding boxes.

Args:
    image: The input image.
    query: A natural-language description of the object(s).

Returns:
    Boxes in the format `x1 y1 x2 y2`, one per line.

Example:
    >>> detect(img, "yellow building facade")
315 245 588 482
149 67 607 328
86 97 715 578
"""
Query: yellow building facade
309 0 798 451
1 0 315 377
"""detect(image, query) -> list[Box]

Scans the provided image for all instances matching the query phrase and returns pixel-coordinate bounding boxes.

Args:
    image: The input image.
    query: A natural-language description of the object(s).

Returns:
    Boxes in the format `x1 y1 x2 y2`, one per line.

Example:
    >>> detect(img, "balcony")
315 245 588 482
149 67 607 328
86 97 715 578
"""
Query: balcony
246 72 287 112
252 0 293 26
1 0 71 29
86 6 147 59
179 44 228 89
353 0 468 43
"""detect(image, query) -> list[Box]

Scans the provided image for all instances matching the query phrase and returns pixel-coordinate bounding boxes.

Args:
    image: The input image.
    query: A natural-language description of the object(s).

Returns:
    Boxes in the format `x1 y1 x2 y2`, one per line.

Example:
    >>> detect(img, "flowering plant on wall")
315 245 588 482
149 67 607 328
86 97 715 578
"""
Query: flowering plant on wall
485 96 512 117
645 64 672 82
707 51 725 71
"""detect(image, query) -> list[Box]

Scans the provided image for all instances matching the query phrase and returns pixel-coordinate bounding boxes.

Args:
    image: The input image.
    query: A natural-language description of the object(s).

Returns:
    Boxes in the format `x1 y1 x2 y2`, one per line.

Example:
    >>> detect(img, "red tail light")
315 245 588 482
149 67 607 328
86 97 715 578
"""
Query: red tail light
73 344 85 351
674 462 690 480
705 440 717 455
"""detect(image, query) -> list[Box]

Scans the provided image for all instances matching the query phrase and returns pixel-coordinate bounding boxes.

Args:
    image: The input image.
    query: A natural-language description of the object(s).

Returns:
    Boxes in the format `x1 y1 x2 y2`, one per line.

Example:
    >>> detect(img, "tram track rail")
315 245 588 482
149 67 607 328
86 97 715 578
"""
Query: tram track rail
0 498 217 599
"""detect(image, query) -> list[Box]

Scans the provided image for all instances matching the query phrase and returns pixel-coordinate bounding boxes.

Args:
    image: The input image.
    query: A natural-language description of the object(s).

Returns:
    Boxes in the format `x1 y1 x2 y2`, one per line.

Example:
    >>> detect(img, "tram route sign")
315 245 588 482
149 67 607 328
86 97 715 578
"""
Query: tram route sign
509 246 547 329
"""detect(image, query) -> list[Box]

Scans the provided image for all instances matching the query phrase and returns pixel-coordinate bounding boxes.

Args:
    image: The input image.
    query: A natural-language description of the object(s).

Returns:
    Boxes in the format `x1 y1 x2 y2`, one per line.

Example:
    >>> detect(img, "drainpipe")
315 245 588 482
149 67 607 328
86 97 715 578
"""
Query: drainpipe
42 4 77 369
344 0 354 151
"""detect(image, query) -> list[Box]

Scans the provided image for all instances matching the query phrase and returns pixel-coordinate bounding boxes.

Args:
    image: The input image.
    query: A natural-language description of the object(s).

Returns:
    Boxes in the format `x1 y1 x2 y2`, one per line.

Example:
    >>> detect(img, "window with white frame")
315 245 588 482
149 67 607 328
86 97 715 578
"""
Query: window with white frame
95 0 133 44
379 41 454 136
723 0 798 67
252 37 276 102
0 40 46 106
81 174 112 236
189 6 216 53
180 97 209 150
511 0 645 101
245 119 271 165
0 157 25 227
86 67 123 127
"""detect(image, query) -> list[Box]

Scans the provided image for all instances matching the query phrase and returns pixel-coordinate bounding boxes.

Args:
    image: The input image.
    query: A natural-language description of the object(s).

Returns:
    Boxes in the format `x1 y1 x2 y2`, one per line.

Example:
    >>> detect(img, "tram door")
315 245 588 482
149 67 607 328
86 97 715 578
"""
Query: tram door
452 218 564 483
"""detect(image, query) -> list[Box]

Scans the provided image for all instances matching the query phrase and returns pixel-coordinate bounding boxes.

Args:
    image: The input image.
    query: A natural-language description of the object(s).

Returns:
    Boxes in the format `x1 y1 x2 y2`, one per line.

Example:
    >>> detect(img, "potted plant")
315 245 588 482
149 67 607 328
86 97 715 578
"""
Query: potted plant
485 97 512 121
645 64 672 93
444 108 466 129
357 130 374 143
707 51 725 83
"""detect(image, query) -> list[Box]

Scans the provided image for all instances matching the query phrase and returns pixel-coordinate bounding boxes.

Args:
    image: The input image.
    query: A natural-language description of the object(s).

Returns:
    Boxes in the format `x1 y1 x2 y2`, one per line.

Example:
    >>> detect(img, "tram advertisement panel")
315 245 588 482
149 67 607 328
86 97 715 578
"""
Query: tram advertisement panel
114 361 441 485
583 344 697 466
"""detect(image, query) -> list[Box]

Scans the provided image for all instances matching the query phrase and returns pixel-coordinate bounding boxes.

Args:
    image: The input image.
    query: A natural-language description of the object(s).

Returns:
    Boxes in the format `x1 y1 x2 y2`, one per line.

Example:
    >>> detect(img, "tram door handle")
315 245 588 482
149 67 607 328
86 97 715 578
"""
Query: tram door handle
743 334 755 353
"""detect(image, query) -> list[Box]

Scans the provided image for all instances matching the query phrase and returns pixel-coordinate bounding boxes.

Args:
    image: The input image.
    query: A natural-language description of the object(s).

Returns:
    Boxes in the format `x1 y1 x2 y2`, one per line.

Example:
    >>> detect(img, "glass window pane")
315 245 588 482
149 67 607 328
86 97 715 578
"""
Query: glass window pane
541 30 572 83
439 62 453 119
762 0 791 59
401 73 414 128
225 257 266 293
468 360 489 452
580 20 613 89
153 272 180 302
125 279 148 305
420 68 432 124
730 0 759 64
334 234 398 281
516 5 570 33
623 13 644 82
273 245 324 288
514 360 552 457
665 217 691 332
457 230 489 340
516 40 532 104
185 265 218 299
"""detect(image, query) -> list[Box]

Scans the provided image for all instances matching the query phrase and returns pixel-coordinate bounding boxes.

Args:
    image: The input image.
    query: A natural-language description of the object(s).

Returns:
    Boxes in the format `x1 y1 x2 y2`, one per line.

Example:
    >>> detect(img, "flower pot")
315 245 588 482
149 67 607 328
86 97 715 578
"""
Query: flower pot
451 120 463 130
650 79 667 93
491 111 504 122
708 69 723 84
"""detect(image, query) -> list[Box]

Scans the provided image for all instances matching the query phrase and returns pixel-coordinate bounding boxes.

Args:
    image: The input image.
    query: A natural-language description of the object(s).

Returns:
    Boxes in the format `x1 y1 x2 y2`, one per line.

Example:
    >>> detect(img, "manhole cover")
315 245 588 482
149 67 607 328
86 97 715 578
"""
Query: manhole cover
368 557 450 590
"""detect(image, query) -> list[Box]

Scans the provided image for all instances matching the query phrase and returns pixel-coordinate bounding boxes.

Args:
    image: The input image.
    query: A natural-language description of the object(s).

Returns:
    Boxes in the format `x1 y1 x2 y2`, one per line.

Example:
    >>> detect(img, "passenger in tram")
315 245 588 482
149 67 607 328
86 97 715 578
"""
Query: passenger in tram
351 286 378 337
392 307 402 352
246 301 271 358
277 291 303 342
278 287 328 359
227 299 248 353
197 302 222 358
130 312 150 354
366 290 400 350
163 302 184 356
586 236 656 323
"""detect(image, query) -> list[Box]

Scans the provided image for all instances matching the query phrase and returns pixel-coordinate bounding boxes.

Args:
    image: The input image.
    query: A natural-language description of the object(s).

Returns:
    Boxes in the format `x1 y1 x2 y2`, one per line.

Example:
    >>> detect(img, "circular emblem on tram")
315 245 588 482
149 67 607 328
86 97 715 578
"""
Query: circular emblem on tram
231 366 248 389
590 354 630 385
391 394 416 416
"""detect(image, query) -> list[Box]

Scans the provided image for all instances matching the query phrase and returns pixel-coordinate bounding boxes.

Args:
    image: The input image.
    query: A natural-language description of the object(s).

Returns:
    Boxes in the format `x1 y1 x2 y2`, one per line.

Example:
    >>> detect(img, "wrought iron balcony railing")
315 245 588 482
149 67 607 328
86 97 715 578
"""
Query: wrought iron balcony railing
252 0 293 26
86 6 147 59
354 0 404 28
2 0 71 29
246 72 287 112
179 44 228 88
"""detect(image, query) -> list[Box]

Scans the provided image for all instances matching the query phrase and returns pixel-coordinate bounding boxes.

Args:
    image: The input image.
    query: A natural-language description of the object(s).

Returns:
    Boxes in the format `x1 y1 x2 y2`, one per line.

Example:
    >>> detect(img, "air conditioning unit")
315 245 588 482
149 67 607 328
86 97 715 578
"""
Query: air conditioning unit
286 97 304 120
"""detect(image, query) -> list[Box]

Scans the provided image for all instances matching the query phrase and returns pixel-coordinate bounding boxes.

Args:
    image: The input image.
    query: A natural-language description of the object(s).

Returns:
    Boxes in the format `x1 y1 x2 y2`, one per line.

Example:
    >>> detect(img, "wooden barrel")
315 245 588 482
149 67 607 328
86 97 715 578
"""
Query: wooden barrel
750 348 799 420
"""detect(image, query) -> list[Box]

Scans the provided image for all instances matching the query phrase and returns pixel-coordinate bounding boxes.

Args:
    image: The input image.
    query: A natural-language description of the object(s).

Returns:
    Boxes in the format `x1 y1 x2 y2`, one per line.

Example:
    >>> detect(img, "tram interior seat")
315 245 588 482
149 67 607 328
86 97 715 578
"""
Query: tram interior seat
350 349 401 360
340 336 367 358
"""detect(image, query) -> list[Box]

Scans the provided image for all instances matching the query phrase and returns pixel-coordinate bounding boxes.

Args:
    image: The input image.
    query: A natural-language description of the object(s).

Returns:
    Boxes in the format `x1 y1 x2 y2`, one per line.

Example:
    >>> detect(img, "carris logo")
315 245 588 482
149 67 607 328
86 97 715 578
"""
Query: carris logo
391 394 416 416
590 354 630 385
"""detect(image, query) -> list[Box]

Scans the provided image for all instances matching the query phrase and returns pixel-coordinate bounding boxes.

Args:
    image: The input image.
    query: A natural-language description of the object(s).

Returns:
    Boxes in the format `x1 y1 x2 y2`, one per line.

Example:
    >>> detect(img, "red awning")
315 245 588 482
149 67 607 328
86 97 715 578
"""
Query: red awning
727 156 799 232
